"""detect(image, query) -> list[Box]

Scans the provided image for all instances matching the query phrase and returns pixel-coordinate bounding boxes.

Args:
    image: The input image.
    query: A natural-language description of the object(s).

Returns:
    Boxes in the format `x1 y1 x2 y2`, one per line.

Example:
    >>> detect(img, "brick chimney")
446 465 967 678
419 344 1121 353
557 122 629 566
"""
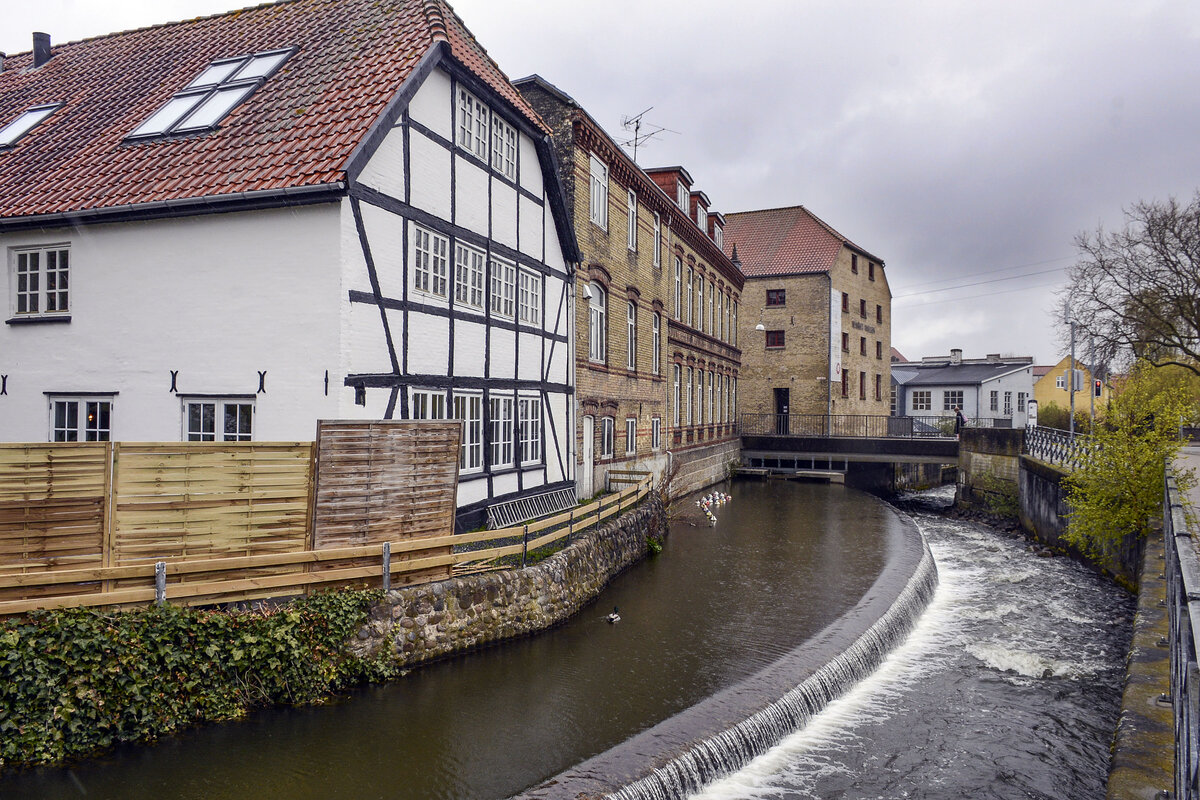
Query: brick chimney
33 32 51 68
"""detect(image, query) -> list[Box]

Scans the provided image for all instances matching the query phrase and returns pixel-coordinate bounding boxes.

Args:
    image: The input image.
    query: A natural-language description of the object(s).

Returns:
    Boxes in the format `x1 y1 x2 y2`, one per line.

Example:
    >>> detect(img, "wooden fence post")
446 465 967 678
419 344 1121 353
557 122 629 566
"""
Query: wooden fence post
521 524 529 568
154 561 166 606
382 542 391 593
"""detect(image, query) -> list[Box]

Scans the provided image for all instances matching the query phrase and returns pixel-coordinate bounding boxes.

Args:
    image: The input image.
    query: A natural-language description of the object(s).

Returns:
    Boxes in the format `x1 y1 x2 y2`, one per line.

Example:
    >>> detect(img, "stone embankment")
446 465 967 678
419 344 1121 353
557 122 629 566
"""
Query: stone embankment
348 493 666 668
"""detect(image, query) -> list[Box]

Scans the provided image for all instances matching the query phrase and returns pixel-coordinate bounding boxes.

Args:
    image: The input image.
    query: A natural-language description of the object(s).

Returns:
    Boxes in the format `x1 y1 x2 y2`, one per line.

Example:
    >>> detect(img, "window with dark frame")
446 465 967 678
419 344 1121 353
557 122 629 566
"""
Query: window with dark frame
766 288 786 307
859 298 866 318
841 292 849 312
841 332 849 352
869 262 876 281
766 329 785 349
876 341 882 359
860 336 867 356
851 254 858 273
876 304 883 323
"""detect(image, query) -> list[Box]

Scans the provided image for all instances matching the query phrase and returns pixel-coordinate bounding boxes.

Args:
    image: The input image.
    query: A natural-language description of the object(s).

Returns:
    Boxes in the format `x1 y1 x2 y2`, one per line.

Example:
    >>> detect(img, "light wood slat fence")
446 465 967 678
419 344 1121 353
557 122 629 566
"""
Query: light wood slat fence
0 424 651 615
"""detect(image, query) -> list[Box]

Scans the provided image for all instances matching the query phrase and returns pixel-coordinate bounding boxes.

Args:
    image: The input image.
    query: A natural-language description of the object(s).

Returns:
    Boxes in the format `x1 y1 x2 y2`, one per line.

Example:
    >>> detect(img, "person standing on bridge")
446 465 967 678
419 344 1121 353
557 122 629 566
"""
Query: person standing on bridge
954 406 967 438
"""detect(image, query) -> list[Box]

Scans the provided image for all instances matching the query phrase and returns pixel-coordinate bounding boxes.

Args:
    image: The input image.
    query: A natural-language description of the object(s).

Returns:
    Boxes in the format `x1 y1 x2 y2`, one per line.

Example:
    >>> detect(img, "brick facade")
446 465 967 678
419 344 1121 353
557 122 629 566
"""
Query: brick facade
516 77 743 497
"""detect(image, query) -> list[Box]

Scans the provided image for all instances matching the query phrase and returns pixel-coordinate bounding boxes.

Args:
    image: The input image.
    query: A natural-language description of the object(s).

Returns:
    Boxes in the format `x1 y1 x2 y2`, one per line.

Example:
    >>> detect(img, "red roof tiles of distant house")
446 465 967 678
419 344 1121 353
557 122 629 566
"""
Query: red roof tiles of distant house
0 0 545 222
890 347 909 362
723 205 883 277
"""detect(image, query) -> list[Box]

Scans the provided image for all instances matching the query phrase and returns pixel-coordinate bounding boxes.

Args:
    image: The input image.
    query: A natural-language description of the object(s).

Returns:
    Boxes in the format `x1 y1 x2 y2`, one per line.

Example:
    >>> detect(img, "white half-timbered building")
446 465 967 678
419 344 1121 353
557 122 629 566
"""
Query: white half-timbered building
0 0 579 529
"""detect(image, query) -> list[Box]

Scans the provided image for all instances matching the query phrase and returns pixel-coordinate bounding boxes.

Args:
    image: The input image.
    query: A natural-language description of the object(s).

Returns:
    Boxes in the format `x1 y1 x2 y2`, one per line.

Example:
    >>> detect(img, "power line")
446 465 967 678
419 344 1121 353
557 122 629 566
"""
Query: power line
893 255 1073 293
893 277 1067 307
892 266 1067 299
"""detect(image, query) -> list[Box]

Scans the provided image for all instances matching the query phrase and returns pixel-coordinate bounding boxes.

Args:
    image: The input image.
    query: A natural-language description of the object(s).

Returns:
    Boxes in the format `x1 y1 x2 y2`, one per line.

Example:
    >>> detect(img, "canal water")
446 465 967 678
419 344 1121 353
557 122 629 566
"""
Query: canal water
691 486 1135 800
1 480 905 800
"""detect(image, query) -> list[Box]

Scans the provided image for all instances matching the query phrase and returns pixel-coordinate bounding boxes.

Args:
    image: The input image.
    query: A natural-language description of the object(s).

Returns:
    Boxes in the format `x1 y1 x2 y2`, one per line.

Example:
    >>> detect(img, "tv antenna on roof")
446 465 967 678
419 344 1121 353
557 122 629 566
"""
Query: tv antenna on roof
618 106 678 164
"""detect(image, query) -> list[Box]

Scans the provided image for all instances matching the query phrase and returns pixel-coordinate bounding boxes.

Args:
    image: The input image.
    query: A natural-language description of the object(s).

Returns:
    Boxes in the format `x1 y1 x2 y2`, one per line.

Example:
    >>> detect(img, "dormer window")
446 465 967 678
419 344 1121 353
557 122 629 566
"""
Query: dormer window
676 181 688 210
0 103 62 149
714 226 723 249
127 49 293 139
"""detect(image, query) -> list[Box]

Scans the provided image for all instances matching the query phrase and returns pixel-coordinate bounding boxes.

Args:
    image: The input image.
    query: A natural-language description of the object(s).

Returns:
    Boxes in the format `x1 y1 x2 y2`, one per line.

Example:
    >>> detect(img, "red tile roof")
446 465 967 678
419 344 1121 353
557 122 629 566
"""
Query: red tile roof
723 205 883 278
0 0 545 222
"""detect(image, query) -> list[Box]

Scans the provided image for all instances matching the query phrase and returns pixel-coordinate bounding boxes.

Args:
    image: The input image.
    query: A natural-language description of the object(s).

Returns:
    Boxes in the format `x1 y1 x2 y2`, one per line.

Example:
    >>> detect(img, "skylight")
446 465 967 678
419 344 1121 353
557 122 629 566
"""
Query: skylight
127 48 293 140
0 103 62 149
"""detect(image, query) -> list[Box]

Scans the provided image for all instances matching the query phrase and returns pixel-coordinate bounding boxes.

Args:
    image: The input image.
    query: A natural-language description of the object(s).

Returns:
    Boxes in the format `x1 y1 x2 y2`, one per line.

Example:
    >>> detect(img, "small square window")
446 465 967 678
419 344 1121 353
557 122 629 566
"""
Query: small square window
765 330 785 349
49 396 113 442
12 245 70 318
766 288 786 307
183 397 254 441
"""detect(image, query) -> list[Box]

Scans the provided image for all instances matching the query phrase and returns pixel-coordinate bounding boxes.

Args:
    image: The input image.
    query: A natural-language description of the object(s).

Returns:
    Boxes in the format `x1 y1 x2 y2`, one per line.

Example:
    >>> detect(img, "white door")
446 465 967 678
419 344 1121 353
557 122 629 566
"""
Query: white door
580 415 594 499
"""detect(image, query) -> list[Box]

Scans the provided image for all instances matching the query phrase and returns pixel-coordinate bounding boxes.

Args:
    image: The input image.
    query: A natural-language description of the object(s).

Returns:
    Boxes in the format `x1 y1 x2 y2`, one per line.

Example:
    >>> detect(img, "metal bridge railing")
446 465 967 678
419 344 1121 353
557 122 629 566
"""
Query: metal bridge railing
737 413 1013 439
1024 425 1089 470
1165 464 1200 800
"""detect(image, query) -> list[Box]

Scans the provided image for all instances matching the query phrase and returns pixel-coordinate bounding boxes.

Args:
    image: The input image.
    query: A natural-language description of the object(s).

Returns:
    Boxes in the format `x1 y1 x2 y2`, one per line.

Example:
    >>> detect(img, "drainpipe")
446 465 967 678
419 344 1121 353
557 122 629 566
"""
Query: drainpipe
825 273 833 435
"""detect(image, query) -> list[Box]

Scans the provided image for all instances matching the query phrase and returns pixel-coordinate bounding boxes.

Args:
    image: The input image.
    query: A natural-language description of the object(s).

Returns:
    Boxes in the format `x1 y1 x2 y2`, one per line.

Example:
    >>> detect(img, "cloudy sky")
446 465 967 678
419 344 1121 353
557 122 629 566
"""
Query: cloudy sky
6 1 1200 364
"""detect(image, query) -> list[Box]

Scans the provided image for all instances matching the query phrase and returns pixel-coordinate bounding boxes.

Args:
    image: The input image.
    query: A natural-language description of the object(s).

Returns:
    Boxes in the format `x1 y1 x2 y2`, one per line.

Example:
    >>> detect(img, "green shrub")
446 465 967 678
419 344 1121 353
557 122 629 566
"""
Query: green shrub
0 589 384 769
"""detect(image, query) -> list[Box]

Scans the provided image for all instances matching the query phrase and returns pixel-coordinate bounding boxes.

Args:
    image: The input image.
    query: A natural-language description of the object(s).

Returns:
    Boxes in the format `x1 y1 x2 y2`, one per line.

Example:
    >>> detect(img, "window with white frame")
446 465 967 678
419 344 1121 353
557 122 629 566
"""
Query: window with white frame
453 393 483 472
0 103 62 148
489 394 513 468
686 367 694 425
732 300 738 346
12 244 70 317
731 376 737 418
686 268 694 326
490 258 516 318
589 154 608 229
696 204 705 230
676 181 688 210
588 283 607 363
714 226 723 250
49 396 112 442
411 388 447 420
652 312 661 374
707 372 714 424
457 86 488 160
412 226 448 298
490 114 517 180
1055 375 1065 389
652 416 661 450
626 301 637 370
653 213 661 268
627 189 637 251
989 390 998 412
912 390 932 411
673 257 682 319
454 242 485 310
673 365 682 426
128 49 292 139
1003 391 1013 415
600 416 614 459
695 276 704 332
183 397 254 441
696 369 704 424
1018 392 1027 412
716 291 723 341
942 390 964 411
518 269 541 326
708 280 715 334
518 396 542 464
625 417 636 456
716 373 723 423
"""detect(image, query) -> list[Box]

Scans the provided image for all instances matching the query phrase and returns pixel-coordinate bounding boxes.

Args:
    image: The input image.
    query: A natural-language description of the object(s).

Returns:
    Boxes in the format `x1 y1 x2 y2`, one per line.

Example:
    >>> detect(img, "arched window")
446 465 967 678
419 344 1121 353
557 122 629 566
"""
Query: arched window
588 282 607 363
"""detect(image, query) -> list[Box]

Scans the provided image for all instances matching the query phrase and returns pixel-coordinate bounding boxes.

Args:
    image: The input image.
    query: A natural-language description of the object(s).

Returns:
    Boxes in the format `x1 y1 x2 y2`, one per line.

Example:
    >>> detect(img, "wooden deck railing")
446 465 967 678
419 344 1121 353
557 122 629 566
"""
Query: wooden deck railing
0 476 651 615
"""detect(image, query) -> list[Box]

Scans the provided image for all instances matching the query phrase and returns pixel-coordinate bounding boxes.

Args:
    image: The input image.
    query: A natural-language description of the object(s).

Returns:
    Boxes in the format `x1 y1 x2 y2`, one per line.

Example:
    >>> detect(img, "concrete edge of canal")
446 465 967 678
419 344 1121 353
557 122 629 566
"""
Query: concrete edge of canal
1106 529 1174 800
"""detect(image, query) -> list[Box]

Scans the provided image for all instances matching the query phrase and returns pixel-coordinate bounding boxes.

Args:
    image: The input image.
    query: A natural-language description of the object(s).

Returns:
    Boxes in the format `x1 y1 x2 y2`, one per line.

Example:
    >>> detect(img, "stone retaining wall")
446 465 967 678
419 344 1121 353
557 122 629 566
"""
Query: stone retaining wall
348 493 666 668
672 439 740 497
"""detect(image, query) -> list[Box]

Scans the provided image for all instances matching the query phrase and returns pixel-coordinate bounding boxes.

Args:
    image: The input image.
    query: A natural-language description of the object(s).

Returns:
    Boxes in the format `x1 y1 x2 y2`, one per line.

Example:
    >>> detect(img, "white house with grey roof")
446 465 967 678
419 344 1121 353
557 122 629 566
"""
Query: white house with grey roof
891 348 1035 428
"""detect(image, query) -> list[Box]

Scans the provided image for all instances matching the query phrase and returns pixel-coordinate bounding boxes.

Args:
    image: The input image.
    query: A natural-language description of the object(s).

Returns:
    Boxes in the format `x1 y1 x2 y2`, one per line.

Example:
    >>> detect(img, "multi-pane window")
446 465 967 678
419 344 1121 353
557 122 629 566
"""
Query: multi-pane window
519 396 542 463
588 283 607 363
589 154 608 229
708 372 715 424
184 399 253 441
625 417 637 455
686 367 694 425
912 390 932 411
686 268 694 326
626 301 637 370
518 269 541 326
732 300 738 346
695 275 704 332
1004 391 1013 415
1055 375 1065 389
989 390 999 412
411 388 447 421
50 397 112 442
652 313 661 374
673 365 682 426
696 370 703 424
13 245 69 316
627 189 638 251
457 87 488 159
1018 392 1027 412
129 49 292 139
676 181 688 210
716 374 723 423
413 226 448 297
653 213 662 268
943 390 964 411
651 417 661 450
600 416 614 459
714 226 723 250
490 258 516 318
490 115 517 180
0 103 61 148
716 291 724 341
708 280 715 334
489 395 514 468
454 243 485 310
891 385 898 415
453 393 483 472
673 257 683 319
766 330 785 349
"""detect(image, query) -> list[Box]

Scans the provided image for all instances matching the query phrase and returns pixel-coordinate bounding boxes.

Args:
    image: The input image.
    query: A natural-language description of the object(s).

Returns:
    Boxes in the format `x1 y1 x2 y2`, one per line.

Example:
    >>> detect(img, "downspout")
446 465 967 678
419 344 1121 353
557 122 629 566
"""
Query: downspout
825 272 833 435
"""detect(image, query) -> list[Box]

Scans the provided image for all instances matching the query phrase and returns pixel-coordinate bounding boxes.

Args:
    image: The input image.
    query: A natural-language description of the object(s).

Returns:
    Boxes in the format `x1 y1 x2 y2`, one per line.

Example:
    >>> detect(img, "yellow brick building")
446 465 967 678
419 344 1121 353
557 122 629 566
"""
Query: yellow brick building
723 206 891 421
1033 355 1110 417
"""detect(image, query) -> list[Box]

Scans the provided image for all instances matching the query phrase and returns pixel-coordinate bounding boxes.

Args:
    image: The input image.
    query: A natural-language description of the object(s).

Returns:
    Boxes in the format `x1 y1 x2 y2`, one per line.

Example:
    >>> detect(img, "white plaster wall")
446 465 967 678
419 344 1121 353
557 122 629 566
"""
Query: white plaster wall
490 327 516 379
454 160 489 236
356 125 406 201
457 475 488 507
518 135 543 197
490 180 518 250
518 331 542 381
453 320 486 378
0 205 343 443
359 202 405 299
518 195 544 261
492 471 519 498
522 468 545 490
408 131 451 220
408 67 453 140
407 311 449 375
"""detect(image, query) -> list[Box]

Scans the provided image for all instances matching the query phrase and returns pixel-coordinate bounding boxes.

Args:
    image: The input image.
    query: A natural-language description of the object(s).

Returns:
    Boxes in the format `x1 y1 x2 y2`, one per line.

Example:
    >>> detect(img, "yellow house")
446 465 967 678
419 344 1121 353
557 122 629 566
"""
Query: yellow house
1033 356 1111 416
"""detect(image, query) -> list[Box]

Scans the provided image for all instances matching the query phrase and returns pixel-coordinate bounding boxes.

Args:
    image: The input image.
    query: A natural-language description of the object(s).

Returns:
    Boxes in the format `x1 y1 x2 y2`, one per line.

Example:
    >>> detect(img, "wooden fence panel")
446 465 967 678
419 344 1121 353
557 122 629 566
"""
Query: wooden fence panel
0 443 110 599
110 443 314 589
312 421 460 585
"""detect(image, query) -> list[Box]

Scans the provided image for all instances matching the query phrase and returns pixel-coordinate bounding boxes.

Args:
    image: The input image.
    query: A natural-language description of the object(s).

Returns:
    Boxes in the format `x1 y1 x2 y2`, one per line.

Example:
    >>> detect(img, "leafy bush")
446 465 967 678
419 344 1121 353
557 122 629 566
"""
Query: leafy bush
0 589 386 769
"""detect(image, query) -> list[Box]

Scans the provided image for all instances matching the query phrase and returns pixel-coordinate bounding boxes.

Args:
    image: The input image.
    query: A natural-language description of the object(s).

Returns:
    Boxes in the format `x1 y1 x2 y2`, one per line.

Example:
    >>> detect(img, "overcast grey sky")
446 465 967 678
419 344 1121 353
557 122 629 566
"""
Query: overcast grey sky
6 1 1200 364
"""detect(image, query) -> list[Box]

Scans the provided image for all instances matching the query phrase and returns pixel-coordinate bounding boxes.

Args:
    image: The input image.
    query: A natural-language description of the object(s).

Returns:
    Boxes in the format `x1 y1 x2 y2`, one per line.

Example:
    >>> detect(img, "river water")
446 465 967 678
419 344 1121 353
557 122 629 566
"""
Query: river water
0 483 1133 800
